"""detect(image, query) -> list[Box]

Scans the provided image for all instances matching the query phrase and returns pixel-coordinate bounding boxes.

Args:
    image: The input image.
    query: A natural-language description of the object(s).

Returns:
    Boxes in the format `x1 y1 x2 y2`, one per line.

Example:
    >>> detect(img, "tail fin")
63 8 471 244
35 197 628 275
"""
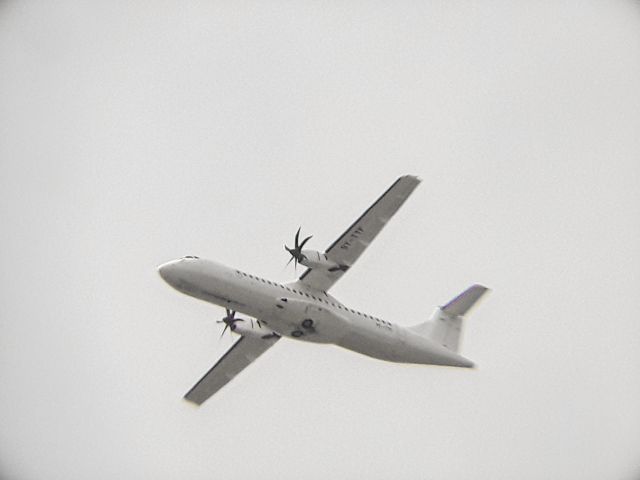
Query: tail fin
411 284 489 353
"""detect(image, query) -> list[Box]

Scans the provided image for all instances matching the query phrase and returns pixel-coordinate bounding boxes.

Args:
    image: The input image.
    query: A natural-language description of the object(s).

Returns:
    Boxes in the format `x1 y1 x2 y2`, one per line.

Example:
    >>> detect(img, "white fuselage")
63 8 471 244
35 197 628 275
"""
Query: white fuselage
159 257 472 368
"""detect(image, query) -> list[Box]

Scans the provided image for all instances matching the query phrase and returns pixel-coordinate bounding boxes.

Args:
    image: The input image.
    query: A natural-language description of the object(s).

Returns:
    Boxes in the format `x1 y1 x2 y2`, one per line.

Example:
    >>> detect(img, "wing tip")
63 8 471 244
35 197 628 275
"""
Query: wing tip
400 174 422 183
472 283 491 293
183 396 204 407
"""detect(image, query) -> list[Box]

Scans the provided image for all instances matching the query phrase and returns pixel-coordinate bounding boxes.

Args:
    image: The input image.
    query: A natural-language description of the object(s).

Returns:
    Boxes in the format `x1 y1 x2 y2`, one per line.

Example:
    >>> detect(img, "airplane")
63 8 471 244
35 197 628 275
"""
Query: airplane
158 175 489 405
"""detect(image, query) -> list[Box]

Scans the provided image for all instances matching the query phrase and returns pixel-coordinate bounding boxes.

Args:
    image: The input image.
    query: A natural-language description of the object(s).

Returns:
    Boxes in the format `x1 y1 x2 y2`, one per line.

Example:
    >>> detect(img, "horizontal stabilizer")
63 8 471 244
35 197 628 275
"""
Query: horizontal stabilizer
442 284 489 317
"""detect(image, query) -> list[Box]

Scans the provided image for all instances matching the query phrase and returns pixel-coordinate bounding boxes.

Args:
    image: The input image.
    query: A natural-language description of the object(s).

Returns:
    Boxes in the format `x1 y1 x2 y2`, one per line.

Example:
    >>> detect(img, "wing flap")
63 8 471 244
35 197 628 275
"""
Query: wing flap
184 333 280 405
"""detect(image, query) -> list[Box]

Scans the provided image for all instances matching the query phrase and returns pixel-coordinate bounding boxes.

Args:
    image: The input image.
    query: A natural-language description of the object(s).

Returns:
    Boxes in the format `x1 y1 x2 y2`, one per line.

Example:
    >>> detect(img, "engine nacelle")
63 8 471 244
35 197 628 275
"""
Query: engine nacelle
298 250 349 272
232 319 277 339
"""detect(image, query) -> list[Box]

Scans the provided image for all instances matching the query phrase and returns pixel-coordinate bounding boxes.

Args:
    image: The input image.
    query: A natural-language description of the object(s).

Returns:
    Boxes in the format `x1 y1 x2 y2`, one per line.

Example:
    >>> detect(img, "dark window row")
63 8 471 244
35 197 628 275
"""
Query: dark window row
235 270 389 326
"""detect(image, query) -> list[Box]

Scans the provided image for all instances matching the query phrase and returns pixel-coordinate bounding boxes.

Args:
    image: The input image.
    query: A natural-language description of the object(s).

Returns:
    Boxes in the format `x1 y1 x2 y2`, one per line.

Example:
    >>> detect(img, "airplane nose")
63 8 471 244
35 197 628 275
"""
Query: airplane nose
158 260 180 284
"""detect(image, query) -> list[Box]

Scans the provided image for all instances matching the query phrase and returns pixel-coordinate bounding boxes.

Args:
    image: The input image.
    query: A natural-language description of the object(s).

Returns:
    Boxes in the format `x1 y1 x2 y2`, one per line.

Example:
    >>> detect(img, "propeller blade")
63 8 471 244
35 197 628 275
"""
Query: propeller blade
294 227 301 248
299 235 312 249
220 323 229 338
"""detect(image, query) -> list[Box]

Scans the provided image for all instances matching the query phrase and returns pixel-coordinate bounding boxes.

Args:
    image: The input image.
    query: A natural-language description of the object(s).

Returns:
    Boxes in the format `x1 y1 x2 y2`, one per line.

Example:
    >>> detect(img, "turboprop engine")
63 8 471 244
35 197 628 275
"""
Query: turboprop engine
284 227 349 272
232 319 278 339
217 309 279 340
297 249 349 272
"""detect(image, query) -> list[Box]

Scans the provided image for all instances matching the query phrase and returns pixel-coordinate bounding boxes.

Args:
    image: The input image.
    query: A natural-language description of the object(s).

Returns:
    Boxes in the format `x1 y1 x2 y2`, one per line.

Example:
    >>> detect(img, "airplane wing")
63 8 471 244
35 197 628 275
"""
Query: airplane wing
184 333 280 405
299 175 421 292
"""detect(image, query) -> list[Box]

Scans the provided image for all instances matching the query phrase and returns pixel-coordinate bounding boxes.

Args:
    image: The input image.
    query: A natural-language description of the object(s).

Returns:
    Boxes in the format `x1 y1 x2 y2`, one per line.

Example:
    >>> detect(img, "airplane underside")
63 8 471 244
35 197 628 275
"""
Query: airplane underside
158 175 488 404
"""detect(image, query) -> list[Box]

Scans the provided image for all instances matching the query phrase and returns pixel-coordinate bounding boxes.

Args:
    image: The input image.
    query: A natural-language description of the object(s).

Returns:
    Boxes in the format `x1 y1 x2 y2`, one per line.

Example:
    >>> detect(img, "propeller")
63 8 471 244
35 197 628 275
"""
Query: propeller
284 227 312 271
216 308 244 338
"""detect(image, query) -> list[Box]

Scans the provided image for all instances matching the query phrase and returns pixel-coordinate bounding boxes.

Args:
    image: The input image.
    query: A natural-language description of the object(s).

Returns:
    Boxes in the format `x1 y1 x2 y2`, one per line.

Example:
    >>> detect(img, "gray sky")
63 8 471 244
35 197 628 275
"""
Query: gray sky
1 1 639 479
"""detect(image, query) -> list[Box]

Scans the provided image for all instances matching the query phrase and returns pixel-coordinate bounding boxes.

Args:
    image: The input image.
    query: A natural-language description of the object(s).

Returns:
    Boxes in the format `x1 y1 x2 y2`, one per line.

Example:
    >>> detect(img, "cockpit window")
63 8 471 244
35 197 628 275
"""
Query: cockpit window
183 255 199 259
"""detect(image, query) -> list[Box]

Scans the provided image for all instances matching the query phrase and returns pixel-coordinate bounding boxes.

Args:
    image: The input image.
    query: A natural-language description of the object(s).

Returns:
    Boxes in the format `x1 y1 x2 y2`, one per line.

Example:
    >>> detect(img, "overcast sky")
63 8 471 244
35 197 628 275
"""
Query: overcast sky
1 2 639 479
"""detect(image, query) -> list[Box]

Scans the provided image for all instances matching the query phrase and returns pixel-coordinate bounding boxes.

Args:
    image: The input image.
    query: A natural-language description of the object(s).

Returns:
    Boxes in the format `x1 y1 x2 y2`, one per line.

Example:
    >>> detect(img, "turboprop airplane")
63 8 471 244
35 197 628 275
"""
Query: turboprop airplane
158 175 489 405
